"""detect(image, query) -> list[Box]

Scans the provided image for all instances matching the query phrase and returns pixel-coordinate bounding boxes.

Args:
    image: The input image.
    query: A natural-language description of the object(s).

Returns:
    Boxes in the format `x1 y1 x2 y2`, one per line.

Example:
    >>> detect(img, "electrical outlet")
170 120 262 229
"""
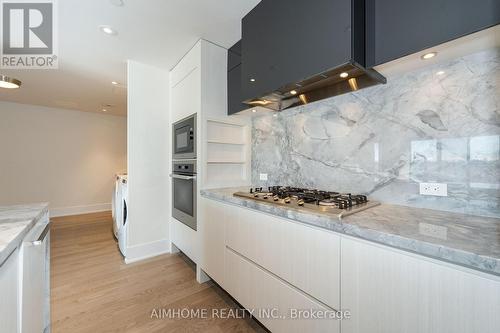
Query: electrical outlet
419 182 447 197
259 173 268 181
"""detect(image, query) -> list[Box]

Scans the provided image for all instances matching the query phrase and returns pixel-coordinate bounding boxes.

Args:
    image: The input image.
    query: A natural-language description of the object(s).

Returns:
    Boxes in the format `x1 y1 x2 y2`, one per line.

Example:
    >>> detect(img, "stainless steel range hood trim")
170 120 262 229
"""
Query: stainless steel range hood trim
243 61 387 112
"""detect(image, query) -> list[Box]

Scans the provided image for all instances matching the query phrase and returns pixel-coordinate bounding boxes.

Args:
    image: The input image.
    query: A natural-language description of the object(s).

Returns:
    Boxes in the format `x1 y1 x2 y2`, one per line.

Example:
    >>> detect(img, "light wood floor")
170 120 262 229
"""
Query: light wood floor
50 211 266 333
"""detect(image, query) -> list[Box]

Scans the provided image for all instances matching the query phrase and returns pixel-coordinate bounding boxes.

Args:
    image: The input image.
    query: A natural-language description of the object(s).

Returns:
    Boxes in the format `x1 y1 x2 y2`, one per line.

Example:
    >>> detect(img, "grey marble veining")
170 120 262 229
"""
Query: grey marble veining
252 48 500 218
0 203 49 265
201 188 500 276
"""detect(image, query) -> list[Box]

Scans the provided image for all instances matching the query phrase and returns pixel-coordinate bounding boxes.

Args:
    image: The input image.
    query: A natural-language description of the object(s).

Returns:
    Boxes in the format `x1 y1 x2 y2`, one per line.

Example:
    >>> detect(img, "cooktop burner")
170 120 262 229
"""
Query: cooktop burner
234 186 380 219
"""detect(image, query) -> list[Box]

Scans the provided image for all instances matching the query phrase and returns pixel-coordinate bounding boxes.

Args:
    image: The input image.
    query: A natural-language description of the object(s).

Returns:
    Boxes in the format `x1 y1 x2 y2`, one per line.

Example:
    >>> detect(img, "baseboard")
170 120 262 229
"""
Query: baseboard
124 239 171 264
50 203 111 217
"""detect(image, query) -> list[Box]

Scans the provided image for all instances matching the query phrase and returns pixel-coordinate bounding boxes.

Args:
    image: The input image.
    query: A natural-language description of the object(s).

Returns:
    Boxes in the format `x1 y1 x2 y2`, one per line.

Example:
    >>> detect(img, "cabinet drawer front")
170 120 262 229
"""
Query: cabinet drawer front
225 248 340 333
224 247 257 311
0 249 19 333
199 198 226 286
225 205 340 309
341 237 500 333
22 233 48 333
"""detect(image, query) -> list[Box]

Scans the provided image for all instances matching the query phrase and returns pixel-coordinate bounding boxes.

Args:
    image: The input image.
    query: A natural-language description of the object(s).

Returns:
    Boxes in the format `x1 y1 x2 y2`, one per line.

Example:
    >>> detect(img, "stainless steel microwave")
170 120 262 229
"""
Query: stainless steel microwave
173 114 196 160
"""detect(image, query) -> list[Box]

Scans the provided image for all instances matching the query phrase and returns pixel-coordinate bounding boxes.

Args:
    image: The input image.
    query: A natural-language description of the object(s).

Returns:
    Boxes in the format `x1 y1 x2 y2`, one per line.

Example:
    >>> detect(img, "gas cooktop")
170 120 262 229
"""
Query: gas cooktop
233 186 380 219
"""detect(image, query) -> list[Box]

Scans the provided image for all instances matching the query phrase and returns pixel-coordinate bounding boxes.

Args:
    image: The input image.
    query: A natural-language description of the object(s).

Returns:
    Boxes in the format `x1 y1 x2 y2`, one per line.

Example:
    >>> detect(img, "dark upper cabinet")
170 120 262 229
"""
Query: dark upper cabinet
240 0 356 103
228 40 241 71
231 0 499 114
368 0 500 66
227 41 246 115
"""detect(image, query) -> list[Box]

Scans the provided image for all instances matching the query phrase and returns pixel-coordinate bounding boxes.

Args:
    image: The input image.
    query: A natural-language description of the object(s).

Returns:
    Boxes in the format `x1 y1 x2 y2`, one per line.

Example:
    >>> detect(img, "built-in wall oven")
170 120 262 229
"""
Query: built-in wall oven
170 160 197 230
173 114 196 160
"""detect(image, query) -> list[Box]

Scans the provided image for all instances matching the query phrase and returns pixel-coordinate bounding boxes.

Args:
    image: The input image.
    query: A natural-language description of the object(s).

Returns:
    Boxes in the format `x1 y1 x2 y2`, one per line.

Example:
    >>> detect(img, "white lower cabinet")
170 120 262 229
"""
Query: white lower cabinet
0 248 20 333
201 197 500 333
21 220 50 333
225 248 340 333
224 247 256 311
199 198 227 285
226 204 340 309
201 198 341 332
0 215 50 333
341 237 500 333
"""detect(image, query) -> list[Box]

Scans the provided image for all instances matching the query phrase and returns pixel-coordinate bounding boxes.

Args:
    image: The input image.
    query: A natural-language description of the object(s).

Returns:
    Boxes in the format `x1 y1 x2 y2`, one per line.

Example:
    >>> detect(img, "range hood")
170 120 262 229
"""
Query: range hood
245 62 386 111
240 0 386 111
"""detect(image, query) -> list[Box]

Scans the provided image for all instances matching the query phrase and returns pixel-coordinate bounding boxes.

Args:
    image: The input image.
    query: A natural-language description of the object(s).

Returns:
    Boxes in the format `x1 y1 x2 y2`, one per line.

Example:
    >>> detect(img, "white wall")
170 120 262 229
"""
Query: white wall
126 60 170 262
0 101 127 216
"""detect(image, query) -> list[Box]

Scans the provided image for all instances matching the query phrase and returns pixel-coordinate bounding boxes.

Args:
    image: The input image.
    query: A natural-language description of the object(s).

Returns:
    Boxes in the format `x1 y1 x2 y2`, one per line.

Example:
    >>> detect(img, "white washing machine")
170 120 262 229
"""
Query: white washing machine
112 174 126 239
118 178 128 257
112 176 121 238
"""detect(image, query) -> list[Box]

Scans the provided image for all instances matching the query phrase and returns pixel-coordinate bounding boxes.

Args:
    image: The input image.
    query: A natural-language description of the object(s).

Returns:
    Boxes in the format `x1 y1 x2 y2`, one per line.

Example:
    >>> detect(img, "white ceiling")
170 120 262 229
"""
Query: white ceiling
0 0 260 116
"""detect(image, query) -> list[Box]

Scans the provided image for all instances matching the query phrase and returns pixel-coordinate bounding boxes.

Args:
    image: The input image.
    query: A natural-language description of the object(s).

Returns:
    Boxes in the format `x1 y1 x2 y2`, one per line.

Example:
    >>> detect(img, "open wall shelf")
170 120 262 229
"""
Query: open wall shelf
203 118 251 188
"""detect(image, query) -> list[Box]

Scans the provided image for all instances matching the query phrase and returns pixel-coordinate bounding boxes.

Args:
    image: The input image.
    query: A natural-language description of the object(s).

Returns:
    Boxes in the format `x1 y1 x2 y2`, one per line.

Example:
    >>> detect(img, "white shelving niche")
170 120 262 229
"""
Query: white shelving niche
203 118 251 189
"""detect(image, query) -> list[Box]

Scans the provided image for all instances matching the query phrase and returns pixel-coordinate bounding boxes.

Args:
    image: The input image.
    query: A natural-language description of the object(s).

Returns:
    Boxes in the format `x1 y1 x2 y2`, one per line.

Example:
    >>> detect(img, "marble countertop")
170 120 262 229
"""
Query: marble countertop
201 187 500 276
0 203 49 266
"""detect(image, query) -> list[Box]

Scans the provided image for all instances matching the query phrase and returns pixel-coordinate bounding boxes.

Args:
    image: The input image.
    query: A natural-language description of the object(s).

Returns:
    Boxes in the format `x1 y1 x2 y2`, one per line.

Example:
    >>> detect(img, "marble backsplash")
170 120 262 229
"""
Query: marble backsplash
252 48 500 218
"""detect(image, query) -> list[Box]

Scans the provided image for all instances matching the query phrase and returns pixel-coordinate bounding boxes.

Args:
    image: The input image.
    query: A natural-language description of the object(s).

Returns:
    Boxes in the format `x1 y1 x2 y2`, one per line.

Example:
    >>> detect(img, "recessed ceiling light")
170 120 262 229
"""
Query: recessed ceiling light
339 72 349 78
421 52 437 60
101 103 114 112
436 71 445 76
290 90 297 95
252 109 257 113
273 113 278 117
0 75 21 89
111 81 119 85
99 25 117 36
250 78 256 82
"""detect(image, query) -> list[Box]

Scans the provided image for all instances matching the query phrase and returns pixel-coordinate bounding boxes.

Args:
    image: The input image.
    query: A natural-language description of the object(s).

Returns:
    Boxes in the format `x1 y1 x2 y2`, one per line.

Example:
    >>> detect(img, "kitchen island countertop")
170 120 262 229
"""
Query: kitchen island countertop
201 187 500 276
0 203 49 265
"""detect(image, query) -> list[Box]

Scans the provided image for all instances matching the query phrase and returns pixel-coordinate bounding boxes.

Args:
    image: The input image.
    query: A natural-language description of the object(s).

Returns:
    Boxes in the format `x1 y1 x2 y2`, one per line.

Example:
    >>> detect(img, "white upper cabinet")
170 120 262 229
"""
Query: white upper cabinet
170 67 201 124
169 40 229 123
169 42 201 124
341 236 500 333
170 42 201 88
